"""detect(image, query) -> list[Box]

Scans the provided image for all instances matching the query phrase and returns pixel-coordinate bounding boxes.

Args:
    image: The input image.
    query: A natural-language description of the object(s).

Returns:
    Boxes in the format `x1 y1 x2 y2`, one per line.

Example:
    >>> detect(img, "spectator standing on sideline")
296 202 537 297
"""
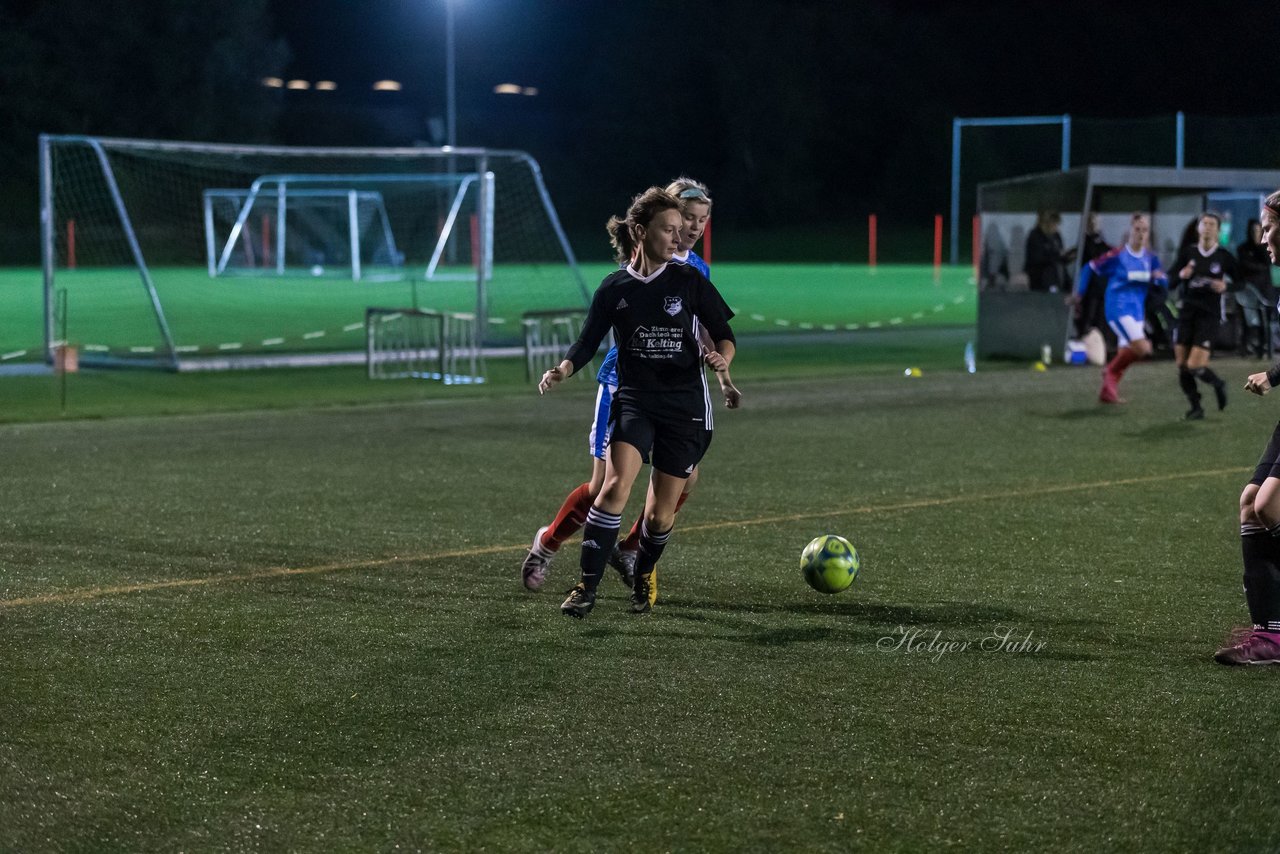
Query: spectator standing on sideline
1238 218 1275 357
1025 210 1076 293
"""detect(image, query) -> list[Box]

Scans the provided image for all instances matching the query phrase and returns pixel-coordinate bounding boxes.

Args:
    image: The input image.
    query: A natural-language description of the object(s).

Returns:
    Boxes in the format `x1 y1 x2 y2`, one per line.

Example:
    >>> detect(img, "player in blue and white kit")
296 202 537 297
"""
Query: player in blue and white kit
1074 213 1168 404
520 179 739 597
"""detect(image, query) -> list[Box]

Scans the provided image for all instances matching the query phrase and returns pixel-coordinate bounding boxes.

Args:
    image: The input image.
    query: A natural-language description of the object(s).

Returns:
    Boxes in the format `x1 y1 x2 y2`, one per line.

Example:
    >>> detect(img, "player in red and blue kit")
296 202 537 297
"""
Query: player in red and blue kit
1074 213 1168 404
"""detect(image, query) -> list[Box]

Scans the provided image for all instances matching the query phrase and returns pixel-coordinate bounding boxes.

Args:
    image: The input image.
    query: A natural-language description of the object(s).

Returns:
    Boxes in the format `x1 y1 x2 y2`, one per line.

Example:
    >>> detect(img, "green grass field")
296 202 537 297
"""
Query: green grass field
0 264 973 361
5 343 1280 851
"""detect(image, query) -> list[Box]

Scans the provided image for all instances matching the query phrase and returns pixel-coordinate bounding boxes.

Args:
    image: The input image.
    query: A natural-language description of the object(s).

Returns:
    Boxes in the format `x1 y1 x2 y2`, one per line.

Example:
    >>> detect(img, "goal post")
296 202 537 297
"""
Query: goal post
204 172 494 283
39 134 587 371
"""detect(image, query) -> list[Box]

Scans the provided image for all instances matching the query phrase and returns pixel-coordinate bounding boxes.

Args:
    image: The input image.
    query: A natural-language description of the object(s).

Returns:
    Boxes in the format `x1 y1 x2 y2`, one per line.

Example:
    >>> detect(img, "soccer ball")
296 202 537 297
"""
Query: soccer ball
801 534 860 594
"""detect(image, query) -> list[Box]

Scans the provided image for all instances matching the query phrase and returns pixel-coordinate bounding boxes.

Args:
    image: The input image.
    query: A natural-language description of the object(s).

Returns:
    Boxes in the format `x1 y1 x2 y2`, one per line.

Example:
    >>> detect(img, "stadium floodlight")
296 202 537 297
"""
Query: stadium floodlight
445 0 457 148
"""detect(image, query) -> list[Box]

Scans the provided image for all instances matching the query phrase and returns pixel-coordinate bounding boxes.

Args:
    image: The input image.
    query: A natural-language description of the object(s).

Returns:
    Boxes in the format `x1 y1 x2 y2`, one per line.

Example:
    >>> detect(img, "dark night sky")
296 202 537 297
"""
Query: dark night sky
3 0 1280 258
270 1 1275 113
261 0 1280 240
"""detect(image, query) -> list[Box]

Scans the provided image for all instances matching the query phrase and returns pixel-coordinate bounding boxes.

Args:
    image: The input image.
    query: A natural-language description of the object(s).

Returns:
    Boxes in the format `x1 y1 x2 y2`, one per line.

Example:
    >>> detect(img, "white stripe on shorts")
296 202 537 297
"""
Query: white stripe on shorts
1107 314 1146 347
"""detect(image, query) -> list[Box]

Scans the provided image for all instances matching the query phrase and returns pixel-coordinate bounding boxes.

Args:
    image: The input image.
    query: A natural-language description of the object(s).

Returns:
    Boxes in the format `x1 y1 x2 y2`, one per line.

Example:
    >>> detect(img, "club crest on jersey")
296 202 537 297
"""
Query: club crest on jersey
1210 263 1222 274
663 296 683 316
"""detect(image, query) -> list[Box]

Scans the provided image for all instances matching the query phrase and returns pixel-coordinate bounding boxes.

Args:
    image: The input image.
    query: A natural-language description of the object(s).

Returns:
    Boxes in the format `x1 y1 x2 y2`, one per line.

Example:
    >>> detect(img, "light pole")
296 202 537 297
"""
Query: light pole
445 0 457 148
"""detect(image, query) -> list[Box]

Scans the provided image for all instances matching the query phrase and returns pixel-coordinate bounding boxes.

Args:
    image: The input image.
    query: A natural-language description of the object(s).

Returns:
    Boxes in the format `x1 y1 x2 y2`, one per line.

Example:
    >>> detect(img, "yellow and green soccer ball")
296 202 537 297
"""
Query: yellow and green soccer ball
801 534 860 594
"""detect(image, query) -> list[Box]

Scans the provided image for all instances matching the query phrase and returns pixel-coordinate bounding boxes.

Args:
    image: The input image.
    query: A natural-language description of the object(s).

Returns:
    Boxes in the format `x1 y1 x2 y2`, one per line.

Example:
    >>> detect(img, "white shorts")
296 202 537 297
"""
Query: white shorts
1107 315 1147 347
587 381 617 460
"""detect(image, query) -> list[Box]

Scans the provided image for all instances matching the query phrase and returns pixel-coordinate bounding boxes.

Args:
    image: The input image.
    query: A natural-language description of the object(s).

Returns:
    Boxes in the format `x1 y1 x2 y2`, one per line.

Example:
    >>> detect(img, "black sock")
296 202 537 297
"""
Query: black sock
579 506 621 592
1194 366 1222 388
633 519 672 580
1244 523 1280 632
1179 368 1200 408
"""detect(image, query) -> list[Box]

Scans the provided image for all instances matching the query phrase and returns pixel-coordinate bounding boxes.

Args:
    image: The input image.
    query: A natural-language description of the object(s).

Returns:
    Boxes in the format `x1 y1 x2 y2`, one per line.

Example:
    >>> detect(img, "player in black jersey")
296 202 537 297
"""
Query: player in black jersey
1171 212 1238 420
538 187 737 618
1219 190 1280 665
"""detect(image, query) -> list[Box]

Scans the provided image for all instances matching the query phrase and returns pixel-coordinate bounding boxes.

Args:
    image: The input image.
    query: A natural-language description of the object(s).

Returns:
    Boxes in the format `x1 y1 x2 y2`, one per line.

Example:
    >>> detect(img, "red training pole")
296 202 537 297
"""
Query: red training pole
868 214 877 268
972 214 981 282
702 219 712 265
470 214 480 269
933 214 943 279
67 219 76 270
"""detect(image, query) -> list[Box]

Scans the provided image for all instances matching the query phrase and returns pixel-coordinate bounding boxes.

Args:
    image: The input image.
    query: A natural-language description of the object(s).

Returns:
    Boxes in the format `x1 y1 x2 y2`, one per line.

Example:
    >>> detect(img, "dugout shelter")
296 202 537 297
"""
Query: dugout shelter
975 165 1280 360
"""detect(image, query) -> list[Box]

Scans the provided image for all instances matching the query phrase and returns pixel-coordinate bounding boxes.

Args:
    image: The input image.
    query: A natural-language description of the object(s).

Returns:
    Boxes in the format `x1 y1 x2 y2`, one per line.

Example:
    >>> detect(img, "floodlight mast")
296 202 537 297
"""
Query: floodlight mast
445 0 457 149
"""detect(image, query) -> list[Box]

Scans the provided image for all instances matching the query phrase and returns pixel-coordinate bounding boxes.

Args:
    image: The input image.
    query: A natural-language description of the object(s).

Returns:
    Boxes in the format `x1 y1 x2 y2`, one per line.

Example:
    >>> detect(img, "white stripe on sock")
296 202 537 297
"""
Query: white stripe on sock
586 507 622 529
640 520 671 545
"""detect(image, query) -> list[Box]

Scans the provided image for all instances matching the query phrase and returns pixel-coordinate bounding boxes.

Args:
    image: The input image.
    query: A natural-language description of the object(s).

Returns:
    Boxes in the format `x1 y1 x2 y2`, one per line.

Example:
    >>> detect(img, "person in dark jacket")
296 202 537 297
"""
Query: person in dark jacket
1075 212 1112 339
1238 218 1277 358
1024 210 1076 292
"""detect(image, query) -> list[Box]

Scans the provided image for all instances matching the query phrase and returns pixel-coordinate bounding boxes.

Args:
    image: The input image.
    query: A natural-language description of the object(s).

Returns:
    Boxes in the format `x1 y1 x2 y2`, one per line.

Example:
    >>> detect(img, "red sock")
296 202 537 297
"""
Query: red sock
621 492 691 551
1107 346 1139 379
542 483 593 551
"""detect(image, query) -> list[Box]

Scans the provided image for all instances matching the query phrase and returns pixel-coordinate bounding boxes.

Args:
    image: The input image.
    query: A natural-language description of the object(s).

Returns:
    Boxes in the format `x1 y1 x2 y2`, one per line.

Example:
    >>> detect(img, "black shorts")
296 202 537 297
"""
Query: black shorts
1250 421 1280 486
609 397 712 479
1176 308 1220 352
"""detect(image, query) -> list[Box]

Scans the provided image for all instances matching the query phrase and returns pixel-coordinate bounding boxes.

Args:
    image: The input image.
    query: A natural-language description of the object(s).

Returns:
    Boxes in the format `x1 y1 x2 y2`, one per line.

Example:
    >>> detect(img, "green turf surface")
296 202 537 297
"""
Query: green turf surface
0 264 974 361
0 326 974 424
4 348 1280 850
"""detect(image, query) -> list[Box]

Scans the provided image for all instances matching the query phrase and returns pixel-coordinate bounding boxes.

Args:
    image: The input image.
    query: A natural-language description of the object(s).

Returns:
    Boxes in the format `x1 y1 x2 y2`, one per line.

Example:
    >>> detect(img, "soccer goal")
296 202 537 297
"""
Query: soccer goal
40 135 588 371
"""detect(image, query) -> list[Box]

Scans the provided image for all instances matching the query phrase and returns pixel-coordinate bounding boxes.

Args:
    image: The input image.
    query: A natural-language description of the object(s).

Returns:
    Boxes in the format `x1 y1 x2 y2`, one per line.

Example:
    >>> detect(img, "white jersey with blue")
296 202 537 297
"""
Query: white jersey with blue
1075 244 1167 321
588 249 711 459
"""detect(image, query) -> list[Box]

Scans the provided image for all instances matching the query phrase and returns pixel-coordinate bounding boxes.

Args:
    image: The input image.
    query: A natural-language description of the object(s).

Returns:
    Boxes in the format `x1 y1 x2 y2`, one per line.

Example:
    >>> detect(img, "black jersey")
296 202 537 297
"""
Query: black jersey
565 262 735 422
1173 244 1238 314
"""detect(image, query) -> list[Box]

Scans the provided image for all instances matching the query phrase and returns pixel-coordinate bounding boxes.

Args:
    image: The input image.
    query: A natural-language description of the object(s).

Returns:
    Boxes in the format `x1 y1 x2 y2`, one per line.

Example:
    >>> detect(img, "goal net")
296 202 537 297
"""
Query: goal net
40 135 588 370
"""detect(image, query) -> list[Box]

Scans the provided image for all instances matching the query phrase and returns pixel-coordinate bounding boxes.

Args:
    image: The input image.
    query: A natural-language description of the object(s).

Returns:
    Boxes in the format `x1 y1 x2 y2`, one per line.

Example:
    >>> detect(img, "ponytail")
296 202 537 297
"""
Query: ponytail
605 187 681 266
